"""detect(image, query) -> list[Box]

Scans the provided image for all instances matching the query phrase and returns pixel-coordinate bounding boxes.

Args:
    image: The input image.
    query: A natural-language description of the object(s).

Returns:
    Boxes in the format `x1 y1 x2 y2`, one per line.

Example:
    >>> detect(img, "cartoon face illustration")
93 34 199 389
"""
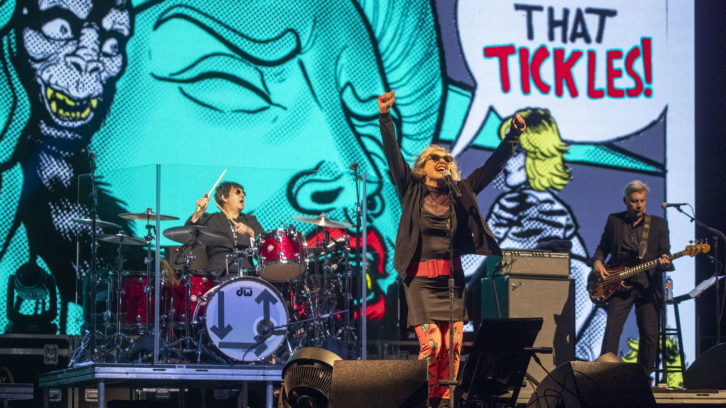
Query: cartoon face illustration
13 0 132 134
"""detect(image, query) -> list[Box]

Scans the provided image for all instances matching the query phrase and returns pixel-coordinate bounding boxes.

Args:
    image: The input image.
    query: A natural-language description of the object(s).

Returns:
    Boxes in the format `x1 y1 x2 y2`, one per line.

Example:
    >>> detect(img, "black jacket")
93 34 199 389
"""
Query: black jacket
379 112 520 279
592 211 672 292
185 212 264 274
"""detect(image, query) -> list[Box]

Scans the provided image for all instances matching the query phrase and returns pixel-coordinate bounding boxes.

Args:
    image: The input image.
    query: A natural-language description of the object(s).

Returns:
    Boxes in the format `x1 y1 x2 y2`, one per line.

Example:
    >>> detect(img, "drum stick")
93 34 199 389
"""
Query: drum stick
211 198 239 225
207 169 227 197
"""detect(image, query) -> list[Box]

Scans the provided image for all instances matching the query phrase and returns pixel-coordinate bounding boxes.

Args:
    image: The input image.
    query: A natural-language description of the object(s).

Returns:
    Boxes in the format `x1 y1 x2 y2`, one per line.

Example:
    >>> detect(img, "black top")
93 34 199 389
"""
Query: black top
379 112 520 279
592 211 672 295
419 208 454 261
185 212 264 275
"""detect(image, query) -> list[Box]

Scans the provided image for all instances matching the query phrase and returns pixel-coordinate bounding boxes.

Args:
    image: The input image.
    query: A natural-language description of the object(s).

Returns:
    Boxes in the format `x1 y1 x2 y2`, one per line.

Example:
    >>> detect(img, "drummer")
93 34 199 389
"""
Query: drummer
186 182 264 276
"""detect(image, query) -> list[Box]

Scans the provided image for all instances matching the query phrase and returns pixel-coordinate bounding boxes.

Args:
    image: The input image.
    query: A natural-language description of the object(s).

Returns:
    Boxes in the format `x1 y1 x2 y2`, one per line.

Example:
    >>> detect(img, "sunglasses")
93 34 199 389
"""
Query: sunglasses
429 154 453 163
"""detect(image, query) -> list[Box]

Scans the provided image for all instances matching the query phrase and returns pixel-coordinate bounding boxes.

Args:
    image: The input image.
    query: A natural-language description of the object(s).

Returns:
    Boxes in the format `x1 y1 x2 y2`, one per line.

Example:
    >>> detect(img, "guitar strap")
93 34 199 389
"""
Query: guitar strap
637 214 652 261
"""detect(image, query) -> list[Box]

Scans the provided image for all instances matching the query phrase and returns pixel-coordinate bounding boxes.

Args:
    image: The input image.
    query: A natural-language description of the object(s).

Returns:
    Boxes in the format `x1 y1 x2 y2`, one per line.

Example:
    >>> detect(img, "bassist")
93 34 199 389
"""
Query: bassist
592 180 673 373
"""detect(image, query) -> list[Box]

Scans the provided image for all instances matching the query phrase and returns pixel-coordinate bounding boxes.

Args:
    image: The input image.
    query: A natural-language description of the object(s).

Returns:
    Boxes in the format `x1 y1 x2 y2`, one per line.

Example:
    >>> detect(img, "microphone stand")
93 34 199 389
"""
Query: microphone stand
439 177 462 405
351 163 361 357
88 150 99 361
672 205 726 343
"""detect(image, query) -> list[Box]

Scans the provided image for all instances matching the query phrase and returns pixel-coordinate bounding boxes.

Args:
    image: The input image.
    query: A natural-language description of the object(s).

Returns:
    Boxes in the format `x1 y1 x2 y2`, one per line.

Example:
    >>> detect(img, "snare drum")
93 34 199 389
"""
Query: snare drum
194 277 288 362
256 227 306 281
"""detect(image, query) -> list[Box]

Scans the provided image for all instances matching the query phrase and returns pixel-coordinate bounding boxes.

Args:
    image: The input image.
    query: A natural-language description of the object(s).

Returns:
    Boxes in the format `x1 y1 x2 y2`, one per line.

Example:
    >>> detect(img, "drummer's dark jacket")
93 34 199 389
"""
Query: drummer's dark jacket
379 112 521 280
185 212 264 274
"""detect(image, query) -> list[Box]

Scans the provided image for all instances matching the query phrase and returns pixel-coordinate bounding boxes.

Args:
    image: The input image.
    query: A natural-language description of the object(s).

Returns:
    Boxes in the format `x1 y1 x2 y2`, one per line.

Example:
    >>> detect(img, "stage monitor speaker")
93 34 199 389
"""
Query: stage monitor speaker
481 276 575 384
329 360 427 408
528 360 656 408
684 342 726 389
457 318 542 406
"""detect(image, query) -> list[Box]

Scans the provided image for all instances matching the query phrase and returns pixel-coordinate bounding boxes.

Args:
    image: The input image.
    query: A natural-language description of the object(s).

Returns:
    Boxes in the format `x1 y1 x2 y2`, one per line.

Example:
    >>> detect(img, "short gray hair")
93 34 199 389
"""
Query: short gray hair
623 180 649 200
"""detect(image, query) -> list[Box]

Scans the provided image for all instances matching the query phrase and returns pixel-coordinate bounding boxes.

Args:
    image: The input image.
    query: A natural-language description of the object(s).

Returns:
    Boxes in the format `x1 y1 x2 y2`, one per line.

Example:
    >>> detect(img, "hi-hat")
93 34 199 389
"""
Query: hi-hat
292 213 352 230
163 225 232 248
118 208 179 221
97 233 147 246
72 218 122 230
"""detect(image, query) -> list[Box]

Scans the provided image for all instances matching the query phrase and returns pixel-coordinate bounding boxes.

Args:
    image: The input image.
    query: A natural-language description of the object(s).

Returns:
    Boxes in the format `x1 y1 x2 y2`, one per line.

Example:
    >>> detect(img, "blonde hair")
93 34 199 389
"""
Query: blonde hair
499 109 571 191
412 145 461 181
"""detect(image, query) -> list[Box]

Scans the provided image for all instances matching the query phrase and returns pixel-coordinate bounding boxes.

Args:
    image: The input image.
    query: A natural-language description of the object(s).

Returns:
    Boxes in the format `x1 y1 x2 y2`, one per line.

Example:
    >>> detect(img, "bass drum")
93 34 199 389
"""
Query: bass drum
194 277 288 362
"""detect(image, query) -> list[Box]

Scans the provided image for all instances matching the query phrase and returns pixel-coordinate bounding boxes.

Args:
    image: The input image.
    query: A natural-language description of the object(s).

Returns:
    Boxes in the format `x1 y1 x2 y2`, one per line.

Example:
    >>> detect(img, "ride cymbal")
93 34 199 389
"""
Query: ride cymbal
118 208 179 221
163 225 232 248
97 233 147 246
292 213 352 229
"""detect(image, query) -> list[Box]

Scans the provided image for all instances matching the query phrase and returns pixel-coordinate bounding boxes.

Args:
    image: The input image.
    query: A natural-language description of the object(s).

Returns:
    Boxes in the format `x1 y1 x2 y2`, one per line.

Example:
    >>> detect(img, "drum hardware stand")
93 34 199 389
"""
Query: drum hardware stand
226 246 258 277
88 150 100 360
104 242 132 362
142 222 157 334
337 236 358 353
166 239 218 363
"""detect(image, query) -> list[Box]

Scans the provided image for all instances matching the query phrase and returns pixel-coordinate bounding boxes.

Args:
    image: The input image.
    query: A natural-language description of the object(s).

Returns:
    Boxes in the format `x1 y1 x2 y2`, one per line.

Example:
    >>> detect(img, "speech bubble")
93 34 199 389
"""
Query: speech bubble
453 0 667 154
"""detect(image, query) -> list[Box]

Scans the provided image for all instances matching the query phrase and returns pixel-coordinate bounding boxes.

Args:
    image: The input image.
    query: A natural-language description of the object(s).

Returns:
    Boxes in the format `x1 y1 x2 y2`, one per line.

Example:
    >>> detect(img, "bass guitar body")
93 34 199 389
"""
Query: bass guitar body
587 261 634 305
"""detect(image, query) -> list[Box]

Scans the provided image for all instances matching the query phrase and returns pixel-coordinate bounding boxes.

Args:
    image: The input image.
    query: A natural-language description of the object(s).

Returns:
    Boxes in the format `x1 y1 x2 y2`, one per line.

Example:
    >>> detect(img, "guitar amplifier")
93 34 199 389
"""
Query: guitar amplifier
487 250 570 278
481 276 575 384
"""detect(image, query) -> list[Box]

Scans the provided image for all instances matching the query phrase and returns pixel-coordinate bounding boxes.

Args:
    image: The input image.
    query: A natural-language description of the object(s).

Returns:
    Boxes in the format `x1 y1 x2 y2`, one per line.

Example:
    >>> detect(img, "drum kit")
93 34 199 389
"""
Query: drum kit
72 209 358 365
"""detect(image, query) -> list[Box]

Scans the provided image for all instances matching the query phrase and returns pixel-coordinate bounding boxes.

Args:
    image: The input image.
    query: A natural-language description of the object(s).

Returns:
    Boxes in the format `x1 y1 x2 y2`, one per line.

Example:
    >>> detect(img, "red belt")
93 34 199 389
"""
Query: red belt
406 257 462 278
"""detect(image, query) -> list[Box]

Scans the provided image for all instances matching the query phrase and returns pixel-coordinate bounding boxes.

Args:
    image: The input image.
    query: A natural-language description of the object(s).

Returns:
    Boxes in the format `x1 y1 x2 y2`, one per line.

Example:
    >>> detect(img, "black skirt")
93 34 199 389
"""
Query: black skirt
404 274 467 328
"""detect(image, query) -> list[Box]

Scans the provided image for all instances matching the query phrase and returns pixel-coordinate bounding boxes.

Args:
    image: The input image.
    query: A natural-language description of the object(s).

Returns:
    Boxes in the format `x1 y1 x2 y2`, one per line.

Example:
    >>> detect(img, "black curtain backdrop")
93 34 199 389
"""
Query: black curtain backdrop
695 0 726 356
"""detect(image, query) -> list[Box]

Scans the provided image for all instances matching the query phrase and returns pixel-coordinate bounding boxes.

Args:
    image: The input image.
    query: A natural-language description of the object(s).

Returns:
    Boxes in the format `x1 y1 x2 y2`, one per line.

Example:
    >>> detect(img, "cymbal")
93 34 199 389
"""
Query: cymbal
292 213 352 229
97 233 147 246
163 225 232 248
118 208 179 221
71 218 122 230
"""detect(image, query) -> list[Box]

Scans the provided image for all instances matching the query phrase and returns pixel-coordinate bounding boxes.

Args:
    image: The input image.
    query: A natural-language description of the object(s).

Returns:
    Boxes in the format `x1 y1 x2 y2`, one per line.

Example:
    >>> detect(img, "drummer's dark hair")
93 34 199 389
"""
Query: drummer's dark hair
215 182 245 205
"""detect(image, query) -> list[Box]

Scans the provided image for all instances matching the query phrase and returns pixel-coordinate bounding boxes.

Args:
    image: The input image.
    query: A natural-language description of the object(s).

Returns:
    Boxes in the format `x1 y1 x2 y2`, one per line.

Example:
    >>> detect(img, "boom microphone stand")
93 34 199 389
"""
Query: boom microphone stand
350 162 361 358
439 172 462 406
88 150 99 361
670 204 726 343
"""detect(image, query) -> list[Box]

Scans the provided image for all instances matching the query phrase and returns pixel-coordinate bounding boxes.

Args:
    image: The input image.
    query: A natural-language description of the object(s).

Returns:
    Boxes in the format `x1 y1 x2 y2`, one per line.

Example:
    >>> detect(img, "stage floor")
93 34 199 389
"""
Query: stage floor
512 386 726 407
35 362 726 408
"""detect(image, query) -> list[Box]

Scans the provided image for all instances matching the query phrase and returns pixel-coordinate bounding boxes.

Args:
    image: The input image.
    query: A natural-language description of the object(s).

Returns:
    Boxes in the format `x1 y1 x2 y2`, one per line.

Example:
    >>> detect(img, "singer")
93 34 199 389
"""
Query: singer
377 91 525 407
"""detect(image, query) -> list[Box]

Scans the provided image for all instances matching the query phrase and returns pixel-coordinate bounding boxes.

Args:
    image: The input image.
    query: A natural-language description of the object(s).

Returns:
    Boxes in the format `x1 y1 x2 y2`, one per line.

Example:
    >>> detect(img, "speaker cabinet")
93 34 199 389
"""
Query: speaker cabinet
330 360 427 408
529 361 656 407
481 276 575 383
685 342 726 389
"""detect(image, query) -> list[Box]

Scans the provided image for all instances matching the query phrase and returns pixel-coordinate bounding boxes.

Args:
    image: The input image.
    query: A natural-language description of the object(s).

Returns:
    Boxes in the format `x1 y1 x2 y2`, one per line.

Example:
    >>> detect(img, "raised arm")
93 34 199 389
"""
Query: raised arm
378 91 414 196
466 112 526 194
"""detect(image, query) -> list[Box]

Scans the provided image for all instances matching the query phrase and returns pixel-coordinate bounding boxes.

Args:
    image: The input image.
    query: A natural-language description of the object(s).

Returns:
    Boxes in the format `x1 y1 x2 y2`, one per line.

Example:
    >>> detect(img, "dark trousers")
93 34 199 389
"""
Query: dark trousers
601 290 659 372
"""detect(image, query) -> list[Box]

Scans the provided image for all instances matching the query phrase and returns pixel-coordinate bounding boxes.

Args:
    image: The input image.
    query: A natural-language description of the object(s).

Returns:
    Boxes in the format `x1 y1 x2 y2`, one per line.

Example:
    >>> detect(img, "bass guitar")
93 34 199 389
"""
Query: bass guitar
587 242 710 304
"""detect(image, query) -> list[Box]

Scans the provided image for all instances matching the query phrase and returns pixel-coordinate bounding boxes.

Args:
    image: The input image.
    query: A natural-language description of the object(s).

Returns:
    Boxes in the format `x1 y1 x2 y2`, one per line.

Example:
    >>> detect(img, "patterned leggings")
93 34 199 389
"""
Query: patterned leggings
415 321 464 399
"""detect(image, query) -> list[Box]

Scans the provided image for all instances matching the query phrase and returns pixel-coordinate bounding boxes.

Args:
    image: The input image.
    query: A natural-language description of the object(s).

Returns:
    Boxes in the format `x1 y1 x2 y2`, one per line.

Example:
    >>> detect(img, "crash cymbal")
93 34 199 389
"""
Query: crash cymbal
292 213 353 229
118 208 179 221
97 233 147 246
163 225 232 248
71 218 122 230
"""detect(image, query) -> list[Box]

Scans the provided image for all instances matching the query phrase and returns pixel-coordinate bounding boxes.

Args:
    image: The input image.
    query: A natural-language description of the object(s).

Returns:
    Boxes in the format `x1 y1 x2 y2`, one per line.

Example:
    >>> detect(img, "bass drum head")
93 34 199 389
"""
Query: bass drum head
202 277 288 362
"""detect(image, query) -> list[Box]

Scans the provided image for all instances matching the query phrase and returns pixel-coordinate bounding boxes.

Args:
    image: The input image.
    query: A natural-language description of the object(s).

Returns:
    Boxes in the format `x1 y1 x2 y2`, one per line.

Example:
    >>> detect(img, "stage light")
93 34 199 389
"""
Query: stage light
5 263 58 334
279 347 342 408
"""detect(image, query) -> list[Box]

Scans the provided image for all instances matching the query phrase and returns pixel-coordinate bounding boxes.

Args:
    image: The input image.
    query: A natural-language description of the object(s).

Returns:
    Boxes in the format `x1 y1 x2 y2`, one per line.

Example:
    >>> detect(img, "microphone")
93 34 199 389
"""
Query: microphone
662 202 689 208
349 162 358 171
442 170 462 199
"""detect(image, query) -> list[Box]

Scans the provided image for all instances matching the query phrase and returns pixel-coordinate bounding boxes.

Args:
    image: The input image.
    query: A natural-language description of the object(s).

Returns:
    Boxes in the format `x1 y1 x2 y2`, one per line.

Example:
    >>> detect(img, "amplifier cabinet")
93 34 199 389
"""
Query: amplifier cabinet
481 276 575 384
488 250 570 278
